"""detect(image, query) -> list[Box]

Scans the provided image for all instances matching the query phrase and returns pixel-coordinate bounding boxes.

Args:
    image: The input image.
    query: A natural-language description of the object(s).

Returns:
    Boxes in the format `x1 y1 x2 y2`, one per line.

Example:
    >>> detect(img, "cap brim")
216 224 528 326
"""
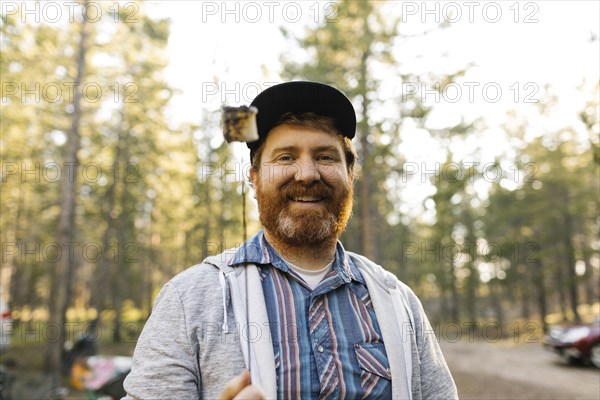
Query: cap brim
247 81 356 151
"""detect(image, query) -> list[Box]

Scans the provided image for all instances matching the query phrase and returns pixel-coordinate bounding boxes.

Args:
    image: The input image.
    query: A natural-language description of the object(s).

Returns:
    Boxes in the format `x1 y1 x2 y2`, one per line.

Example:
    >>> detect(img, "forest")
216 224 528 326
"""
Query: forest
1 0 598 379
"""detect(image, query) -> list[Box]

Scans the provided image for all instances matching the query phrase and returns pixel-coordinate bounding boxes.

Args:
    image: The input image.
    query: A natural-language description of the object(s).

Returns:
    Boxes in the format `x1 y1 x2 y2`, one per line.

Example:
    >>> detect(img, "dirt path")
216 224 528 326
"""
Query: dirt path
3 340 598 399
441 339 600 400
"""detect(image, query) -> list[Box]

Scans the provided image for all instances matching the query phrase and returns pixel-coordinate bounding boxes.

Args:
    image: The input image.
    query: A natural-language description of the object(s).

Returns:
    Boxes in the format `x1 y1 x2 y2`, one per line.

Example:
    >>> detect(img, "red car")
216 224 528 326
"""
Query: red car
0 295 11 352
543 315 600 368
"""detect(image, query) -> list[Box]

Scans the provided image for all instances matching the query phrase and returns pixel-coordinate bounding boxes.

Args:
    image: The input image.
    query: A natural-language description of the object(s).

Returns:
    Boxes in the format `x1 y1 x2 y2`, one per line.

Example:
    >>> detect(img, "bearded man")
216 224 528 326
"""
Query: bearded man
123 82 457 400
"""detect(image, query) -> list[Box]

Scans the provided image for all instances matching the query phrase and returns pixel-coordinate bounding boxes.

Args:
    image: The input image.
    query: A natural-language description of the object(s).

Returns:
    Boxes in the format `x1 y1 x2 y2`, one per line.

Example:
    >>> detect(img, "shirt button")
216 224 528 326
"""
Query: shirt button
317 345 324 353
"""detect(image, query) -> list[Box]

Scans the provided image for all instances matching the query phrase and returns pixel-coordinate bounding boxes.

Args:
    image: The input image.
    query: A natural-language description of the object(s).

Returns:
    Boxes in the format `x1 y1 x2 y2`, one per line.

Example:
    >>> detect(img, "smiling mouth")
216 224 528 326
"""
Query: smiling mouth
289 196 325 203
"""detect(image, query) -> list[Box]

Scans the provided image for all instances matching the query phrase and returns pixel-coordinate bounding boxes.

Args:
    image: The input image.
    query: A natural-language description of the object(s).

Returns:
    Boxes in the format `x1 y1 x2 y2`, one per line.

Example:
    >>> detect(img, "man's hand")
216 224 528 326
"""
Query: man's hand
218 369 266 400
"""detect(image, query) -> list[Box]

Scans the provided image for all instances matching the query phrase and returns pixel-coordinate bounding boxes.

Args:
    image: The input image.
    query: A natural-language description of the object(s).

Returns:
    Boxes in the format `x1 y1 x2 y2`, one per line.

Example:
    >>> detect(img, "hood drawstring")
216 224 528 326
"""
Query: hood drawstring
219 271 231 333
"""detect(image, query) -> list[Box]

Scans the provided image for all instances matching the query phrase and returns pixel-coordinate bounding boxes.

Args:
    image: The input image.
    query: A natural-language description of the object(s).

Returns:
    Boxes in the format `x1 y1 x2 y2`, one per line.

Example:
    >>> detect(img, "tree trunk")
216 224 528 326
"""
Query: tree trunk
583 254 596 305
144 199 155 316
46 3 89 378
112 116 133 342
520 263 531 320
554 259 568 321
561 207 580 322
357 39 378 262
489 279 504 329
464 216 477 323
450 261 460 322
91 111 125 321
202 177 212 259
6 181 24 306
532 259 548 333
437 261 449 320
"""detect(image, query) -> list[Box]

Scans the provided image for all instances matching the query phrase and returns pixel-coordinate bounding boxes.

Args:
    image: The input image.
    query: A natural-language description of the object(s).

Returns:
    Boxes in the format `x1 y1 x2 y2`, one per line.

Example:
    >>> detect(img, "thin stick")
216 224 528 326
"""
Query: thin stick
241 152 250 381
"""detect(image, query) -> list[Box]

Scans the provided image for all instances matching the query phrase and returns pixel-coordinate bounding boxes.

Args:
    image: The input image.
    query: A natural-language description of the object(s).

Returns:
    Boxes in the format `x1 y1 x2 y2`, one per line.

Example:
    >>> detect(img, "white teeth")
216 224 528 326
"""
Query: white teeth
293 196 321 202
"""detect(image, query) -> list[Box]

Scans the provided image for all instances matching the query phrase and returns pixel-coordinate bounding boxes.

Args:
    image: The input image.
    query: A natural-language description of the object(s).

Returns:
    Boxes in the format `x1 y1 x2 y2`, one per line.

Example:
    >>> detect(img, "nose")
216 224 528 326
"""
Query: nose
294 157 320 184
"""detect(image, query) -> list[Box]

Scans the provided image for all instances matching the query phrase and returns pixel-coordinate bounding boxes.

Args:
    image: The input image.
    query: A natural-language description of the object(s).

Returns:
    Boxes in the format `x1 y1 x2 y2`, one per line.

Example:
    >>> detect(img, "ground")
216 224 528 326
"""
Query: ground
1 340 599 399
442 339 600 400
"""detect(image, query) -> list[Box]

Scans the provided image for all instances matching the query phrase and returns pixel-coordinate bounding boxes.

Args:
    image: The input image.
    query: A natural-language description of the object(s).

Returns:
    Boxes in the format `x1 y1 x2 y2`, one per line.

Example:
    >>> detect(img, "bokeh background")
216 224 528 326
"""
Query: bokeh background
1 1 599 398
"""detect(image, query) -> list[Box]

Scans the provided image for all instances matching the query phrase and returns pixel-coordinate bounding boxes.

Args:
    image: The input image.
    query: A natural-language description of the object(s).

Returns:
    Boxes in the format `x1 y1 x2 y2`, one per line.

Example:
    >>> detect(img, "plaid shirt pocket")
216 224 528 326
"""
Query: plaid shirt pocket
354 341 392 398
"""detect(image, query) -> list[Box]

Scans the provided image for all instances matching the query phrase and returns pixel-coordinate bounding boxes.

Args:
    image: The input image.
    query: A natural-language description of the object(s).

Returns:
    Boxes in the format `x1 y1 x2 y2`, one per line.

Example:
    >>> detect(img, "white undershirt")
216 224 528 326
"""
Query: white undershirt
283 258 334 290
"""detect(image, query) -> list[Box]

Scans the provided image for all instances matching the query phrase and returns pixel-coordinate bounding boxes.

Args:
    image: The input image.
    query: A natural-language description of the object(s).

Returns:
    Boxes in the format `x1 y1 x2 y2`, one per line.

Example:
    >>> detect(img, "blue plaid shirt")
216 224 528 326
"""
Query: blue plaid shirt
230 231 392 399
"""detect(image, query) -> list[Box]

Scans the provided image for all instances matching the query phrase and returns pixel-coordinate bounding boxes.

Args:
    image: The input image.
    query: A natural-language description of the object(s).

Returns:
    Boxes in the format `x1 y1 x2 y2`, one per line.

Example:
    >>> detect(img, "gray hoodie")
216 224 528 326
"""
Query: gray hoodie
123 249 458 400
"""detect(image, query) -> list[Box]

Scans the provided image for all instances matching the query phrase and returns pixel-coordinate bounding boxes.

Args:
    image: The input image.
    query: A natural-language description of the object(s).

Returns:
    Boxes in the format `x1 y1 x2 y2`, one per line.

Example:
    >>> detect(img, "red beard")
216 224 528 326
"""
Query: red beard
255 178 353 247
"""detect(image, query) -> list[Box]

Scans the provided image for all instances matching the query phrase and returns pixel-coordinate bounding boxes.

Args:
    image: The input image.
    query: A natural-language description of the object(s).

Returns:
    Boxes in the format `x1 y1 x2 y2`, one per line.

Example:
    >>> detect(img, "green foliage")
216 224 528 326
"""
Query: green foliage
1 0 597 340
279 0 598 326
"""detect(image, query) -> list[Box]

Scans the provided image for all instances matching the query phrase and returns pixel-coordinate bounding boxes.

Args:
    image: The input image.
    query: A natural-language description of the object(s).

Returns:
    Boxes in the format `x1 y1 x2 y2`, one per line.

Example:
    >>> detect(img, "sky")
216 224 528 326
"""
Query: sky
148 1 598 124
145 0 598 221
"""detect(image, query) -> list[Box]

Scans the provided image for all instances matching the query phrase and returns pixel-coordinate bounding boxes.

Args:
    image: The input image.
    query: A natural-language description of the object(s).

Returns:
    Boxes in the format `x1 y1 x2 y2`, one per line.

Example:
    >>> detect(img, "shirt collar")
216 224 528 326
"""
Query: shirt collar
229 230 271 266
230 229 362 284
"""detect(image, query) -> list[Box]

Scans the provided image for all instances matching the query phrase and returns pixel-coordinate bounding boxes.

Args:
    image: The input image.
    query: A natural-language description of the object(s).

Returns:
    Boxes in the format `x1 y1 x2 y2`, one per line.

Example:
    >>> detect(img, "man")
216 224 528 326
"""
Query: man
123 81 457 399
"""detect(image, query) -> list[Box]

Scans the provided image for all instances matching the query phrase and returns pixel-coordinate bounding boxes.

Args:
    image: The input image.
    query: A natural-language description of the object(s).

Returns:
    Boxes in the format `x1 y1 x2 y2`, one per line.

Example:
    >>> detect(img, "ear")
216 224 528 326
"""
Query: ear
249 166 258 187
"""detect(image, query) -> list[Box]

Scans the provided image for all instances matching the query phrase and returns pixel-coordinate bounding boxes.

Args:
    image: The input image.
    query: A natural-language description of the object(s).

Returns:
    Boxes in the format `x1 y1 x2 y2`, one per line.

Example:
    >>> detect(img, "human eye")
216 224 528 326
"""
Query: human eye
275 154 294 163
317 153 337 162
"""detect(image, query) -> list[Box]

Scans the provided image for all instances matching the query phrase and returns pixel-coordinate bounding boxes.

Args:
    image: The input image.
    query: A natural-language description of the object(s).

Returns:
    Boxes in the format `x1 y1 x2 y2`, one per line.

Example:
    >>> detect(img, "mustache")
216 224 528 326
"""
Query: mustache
280 181 334 200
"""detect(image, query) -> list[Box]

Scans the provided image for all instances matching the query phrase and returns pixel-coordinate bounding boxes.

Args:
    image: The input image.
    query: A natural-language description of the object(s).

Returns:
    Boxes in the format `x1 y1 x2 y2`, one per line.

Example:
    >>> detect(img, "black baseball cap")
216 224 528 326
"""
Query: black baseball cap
247 81 356 153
